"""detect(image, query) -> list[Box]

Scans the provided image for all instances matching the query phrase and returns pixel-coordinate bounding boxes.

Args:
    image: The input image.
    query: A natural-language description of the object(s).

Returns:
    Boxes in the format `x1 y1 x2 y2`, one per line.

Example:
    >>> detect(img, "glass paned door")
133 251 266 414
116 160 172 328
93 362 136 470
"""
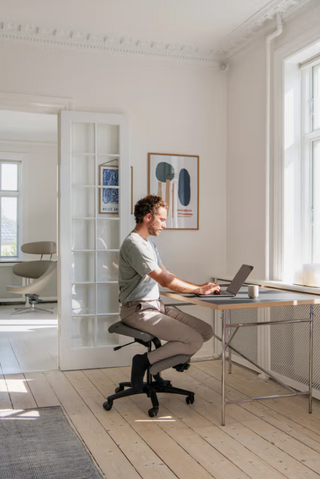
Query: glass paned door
59 111 136 370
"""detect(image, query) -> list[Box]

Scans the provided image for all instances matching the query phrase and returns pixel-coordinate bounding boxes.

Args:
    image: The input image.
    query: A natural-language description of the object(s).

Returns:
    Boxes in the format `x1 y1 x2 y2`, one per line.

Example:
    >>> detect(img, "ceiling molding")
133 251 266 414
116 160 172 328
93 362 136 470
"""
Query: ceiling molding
0 0 317 64
0 21 219 65
224 0 318 58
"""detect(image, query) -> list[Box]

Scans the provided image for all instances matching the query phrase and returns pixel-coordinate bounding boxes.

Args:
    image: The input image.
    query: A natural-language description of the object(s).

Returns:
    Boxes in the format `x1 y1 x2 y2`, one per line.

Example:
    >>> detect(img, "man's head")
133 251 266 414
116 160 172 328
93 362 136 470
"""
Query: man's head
134 195 168 236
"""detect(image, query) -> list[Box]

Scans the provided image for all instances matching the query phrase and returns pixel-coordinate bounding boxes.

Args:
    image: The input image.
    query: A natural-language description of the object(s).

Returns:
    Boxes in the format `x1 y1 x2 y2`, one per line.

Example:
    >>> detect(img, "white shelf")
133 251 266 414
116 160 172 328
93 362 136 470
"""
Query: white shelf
98 153 120 157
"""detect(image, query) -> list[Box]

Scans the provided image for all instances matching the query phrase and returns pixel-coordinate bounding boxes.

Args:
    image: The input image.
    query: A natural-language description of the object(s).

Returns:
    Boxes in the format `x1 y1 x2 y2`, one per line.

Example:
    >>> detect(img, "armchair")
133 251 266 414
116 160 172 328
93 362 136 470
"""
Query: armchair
6 241 57 315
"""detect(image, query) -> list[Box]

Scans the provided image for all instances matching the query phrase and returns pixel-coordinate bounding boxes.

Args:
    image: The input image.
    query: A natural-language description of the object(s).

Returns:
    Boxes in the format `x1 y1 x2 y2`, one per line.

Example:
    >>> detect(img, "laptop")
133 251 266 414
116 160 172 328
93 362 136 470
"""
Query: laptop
196 264 254 298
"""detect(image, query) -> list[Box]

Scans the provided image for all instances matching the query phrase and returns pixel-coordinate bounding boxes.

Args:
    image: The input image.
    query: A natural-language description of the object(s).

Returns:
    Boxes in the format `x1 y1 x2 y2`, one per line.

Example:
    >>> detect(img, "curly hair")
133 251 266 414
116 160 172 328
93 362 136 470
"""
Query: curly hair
134 195 168 224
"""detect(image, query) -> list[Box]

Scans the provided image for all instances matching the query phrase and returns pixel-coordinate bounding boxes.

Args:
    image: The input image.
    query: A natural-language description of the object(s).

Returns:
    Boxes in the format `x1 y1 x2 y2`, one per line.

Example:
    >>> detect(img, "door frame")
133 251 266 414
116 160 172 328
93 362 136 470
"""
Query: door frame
0 91 73 370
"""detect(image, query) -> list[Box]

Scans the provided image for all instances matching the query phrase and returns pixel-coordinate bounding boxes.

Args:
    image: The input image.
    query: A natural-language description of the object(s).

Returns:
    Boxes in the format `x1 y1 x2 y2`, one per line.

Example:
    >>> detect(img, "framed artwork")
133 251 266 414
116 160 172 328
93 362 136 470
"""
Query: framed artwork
99 165 119 214
148 153 199 230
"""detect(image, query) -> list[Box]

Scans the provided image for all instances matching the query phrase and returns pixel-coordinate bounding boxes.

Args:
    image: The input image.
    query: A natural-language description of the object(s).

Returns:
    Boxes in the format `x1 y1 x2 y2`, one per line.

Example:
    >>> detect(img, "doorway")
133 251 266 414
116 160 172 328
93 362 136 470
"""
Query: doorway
0 109 58 374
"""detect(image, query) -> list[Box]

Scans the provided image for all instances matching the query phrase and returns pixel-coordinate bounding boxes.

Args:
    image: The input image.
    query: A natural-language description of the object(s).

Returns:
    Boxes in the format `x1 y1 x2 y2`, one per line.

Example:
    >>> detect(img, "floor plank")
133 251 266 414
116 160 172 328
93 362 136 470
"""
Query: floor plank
24 371 60 408
4 372 37 409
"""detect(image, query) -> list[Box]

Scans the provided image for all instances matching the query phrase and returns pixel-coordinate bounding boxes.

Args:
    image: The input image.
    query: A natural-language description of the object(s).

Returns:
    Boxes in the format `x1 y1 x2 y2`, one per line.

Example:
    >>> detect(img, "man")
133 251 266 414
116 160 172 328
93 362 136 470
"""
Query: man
119 195 220 392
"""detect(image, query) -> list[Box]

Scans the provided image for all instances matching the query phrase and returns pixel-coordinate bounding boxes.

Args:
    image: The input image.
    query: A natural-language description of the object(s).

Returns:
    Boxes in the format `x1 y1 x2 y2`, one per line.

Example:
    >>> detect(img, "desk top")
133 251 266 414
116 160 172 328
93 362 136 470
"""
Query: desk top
161 288 320 311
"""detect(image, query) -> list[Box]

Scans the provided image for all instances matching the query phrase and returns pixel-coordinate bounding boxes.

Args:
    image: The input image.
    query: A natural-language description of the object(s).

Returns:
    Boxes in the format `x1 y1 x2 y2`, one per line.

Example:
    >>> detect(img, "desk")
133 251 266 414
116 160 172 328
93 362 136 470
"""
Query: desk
161 288 320 425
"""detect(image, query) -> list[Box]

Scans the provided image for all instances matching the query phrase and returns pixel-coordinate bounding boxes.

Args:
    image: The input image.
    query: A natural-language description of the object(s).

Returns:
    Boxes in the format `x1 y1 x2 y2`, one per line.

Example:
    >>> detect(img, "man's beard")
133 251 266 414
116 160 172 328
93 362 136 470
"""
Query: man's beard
147 220 161 236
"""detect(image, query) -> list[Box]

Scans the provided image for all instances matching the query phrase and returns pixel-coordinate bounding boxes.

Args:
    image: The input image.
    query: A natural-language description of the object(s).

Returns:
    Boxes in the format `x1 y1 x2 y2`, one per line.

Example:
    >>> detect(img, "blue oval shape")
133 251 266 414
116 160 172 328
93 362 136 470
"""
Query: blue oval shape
178 169 191 206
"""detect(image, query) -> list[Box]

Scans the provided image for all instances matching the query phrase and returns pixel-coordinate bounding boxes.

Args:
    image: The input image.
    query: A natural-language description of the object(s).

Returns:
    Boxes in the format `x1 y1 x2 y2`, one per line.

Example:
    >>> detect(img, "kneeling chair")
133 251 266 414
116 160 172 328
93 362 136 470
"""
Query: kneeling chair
103 321 195 417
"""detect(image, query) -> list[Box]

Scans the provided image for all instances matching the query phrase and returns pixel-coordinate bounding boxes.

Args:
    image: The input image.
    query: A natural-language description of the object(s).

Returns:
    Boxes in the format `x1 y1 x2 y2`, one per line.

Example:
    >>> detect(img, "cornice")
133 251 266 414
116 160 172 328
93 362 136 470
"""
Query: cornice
0 21 219 65
0 0 317 64
223 0 318 58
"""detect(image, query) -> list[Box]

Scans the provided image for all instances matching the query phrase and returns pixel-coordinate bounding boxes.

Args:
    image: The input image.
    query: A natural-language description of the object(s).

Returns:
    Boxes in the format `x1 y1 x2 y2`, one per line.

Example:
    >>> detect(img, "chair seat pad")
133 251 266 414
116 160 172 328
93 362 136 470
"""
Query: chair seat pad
150 355 191 375
109 321 155 342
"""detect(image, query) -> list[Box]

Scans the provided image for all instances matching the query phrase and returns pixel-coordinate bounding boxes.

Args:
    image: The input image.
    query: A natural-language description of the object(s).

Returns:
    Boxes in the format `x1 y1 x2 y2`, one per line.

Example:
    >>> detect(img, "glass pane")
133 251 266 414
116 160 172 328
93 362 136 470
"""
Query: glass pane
97 220 120 249
97 251 119 281
72 188 95 218
313 140 320 262
72 123 95 154
97 283 119 314
72 252 95 283
313 64 320 131
72 155 95 185
72 317 95 347
97 125 119 155
1 197 17 257
98 187 119 216
72 219 95 250
72 284 95 315
97 316 119 346
1 163 18 191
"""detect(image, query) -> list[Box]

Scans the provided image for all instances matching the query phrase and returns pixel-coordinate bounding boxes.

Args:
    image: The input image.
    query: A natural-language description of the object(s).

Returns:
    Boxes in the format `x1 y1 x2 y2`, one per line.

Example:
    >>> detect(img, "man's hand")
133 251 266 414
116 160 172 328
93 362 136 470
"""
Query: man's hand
197 282 221 295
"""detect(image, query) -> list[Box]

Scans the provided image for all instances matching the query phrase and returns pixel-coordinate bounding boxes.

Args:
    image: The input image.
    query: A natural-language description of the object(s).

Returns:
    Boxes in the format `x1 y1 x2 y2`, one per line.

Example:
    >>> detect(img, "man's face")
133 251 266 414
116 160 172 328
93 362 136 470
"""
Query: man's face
147 207 167 236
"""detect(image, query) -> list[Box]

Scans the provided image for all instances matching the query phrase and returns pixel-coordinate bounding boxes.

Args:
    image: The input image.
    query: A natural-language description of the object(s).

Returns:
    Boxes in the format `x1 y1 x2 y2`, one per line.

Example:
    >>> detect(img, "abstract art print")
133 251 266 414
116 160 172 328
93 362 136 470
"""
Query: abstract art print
99 165 119 214
148 153 199 230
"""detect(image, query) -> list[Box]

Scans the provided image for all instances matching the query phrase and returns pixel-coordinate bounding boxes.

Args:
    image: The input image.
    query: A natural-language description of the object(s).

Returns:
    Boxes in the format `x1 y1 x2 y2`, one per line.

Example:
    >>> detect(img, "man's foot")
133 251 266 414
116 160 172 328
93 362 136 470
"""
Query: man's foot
131 353 149 393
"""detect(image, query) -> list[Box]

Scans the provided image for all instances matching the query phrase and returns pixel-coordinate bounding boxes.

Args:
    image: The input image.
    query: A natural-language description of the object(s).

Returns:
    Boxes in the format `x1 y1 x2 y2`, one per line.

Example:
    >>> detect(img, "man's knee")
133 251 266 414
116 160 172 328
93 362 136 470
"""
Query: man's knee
188 336 204 356
203 324 213 342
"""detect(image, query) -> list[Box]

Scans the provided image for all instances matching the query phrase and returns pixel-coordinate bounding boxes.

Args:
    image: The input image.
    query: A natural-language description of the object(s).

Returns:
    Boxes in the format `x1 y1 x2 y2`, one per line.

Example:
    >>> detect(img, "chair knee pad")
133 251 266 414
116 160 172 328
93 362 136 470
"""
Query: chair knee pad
149 354 191 376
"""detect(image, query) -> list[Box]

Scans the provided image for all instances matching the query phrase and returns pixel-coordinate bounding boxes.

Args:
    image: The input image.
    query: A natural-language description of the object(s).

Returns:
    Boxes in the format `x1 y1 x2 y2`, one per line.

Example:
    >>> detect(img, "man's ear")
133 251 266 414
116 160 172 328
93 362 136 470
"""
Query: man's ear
145 213 152 222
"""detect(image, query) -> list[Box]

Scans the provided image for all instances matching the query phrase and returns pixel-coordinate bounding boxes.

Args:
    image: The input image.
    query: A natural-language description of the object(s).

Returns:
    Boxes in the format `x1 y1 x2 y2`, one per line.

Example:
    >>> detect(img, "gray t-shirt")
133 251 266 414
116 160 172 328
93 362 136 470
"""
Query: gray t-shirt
118 232 162 304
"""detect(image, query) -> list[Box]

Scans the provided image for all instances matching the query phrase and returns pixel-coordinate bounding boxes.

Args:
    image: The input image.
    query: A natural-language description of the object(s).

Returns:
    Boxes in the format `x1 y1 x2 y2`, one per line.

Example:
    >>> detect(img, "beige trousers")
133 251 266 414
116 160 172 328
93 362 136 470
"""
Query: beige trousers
120 299 213 365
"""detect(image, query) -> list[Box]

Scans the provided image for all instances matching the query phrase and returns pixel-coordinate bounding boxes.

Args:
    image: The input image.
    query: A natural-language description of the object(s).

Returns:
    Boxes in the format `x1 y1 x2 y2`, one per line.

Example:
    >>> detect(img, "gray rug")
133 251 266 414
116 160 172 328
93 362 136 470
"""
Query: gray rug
0 406 104 479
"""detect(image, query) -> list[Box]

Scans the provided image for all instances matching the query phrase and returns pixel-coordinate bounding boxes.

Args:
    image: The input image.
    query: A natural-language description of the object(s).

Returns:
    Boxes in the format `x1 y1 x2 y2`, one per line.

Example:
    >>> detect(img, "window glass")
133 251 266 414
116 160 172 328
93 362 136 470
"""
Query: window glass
312 140 320 263
1 197 17 257
313 64 320 131
1 163 18 191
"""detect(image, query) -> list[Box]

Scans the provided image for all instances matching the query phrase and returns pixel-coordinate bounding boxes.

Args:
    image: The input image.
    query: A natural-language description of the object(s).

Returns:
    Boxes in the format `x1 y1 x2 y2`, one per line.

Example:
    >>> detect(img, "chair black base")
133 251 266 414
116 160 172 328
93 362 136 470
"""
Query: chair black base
103 375 195 417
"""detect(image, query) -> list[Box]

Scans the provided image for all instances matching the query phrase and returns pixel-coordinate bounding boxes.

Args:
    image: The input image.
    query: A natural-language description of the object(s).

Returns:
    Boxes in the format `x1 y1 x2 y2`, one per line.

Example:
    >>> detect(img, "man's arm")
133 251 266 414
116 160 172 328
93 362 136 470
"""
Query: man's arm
148 264 220 295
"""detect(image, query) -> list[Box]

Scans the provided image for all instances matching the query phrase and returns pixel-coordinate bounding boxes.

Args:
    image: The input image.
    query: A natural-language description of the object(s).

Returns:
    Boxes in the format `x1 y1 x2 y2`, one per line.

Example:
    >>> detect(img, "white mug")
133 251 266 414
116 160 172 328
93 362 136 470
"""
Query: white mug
248 284 259 299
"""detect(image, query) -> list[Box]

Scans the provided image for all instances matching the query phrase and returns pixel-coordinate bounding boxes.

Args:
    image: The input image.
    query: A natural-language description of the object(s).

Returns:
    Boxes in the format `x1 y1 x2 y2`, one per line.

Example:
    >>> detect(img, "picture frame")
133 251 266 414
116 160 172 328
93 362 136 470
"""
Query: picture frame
148 153 199 230
99 165 119 214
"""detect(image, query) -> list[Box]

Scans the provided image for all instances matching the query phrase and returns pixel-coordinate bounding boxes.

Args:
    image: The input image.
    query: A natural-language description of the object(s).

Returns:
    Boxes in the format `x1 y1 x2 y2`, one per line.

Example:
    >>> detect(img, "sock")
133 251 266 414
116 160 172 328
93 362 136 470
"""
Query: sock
131 352 149 393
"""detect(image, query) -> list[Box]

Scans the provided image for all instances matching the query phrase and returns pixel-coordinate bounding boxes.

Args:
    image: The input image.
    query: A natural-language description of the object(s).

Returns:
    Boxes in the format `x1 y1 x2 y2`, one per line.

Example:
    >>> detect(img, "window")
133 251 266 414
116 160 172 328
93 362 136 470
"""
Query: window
282 48 320 284
0 160 21 258
311 64 320 263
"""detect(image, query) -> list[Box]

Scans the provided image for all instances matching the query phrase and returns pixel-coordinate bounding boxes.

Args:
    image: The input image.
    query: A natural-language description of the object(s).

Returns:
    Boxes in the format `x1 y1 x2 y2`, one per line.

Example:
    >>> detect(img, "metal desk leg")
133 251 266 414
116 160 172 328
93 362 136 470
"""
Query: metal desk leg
227 310 232 374
221 310 226 426
309 305 314 414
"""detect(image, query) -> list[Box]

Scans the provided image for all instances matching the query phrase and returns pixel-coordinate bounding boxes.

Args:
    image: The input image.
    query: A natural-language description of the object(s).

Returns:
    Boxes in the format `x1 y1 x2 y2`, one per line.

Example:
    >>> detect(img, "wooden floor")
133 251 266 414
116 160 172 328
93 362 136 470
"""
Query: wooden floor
1 360 320 479
0 303 58 374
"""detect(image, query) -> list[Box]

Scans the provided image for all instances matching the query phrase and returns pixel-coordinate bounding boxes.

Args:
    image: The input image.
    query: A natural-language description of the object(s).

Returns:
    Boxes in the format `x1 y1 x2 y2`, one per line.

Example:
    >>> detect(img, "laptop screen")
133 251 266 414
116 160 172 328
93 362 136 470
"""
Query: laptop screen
227 264 254 295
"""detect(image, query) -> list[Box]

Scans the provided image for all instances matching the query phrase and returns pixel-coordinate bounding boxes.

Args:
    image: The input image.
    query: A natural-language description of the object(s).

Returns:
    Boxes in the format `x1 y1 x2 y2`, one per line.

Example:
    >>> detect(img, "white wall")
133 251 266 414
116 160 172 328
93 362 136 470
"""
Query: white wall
0 40 227 357
0 141 58 259
0 41 227 283
226 1 320 280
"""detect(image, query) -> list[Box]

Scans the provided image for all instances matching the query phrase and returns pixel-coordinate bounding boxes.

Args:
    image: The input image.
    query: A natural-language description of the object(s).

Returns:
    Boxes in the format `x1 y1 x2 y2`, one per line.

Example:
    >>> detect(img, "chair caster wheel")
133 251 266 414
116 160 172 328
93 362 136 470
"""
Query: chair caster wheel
103 400 113 411
186 395 195 405
115 386 124 393
148 407 158 418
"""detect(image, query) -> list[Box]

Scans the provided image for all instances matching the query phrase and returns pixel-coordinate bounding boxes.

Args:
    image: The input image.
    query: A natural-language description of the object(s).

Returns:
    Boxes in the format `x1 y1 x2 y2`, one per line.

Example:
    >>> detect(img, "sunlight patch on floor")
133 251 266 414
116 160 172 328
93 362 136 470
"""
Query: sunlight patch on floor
2 378 30 393
0 409 40 419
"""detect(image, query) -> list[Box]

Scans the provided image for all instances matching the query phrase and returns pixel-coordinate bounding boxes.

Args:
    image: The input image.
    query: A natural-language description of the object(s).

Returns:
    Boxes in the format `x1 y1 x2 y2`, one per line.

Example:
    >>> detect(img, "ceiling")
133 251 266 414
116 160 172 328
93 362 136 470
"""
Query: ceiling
0 0 314 62
0 0 315 141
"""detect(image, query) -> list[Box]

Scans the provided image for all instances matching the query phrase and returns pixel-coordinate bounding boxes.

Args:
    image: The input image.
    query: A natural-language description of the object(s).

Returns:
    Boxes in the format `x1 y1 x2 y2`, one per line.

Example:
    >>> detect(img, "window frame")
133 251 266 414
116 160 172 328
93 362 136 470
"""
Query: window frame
301 63 320 265
272 28 320 284
0 152 24 261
